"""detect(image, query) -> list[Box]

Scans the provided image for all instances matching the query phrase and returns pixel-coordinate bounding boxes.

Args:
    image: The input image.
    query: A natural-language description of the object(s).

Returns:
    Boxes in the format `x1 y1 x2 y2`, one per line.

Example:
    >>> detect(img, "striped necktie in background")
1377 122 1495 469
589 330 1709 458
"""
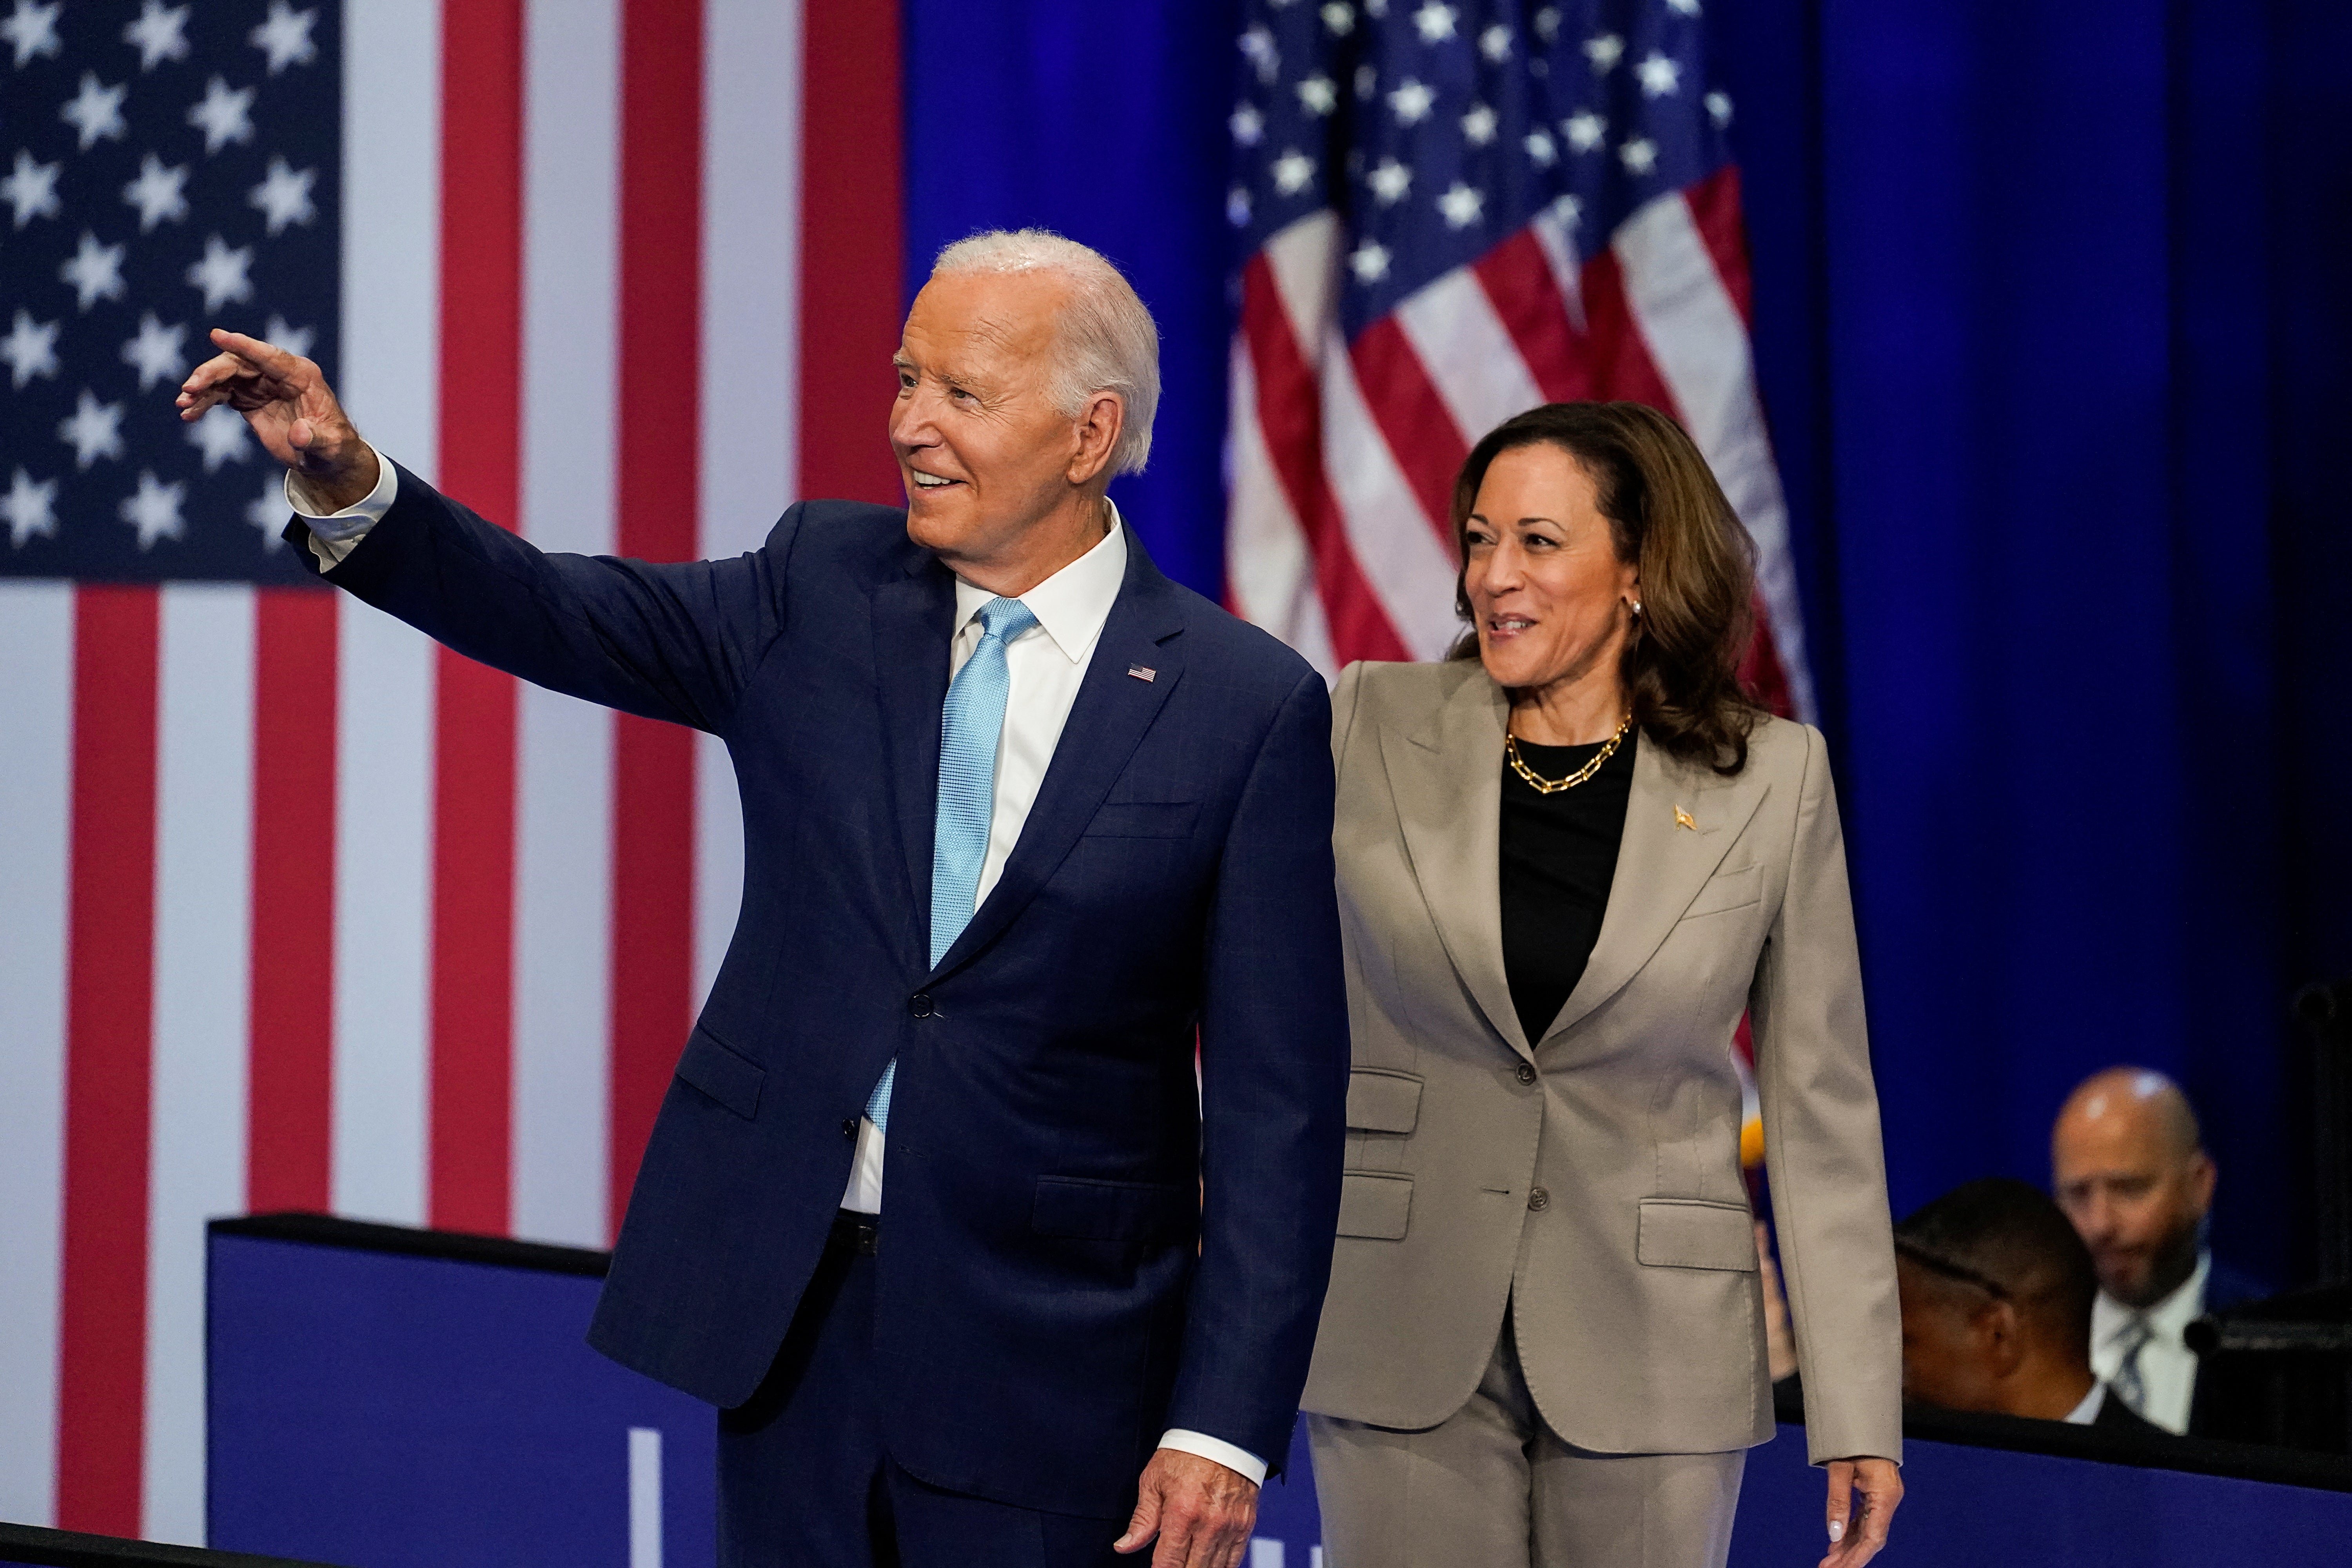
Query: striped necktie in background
2110 1315 2154 1415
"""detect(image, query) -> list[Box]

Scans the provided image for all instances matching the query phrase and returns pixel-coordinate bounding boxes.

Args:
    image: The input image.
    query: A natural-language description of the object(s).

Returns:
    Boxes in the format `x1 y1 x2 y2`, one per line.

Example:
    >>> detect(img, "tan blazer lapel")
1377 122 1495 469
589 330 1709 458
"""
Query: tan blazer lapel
1540 733 1771 1044
1378 668 1532 1059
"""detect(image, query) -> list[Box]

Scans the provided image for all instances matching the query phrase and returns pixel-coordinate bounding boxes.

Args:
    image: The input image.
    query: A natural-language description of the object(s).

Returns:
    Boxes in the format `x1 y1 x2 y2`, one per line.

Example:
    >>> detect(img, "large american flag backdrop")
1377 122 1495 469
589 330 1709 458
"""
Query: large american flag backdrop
0 0 902 1543
1224 0 1811 717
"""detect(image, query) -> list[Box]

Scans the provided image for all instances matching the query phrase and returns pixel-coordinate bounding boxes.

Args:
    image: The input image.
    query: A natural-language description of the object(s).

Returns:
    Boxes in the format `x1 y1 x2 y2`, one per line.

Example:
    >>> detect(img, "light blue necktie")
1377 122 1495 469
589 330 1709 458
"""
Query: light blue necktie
864 595 1038 1134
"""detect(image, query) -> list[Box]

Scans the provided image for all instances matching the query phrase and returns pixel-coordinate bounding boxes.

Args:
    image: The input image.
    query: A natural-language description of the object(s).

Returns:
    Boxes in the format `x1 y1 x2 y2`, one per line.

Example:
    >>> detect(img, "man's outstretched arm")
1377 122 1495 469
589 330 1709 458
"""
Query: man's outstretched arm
179 328 790 735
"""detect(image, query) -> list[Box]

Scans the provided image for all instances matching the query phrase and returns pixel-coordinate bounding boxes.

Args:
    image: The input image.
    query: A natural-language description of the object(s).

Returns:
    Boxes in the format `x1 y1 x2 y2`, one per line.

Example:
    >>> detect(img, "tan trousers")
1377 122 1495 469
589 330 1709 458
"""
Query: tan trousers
1307 1314 1746 1568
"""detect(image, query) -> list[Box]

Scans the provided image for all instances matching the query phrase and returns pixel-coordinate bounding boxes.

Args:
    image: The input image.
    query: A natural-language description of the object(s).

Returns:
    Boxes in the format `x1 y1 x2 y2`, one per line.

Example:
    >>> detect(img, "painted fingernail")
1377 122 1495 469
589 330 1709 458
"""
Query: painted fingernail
1828 1520 1845 1543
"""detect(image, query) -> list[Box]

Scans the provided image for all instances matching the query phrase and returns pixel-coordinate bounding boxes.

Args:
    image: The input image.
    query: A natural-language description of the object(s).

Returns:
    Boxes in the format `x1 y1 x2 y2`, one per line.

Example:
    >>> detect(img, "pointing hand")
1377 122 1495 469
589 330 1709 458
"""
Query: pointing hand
177 327 378 512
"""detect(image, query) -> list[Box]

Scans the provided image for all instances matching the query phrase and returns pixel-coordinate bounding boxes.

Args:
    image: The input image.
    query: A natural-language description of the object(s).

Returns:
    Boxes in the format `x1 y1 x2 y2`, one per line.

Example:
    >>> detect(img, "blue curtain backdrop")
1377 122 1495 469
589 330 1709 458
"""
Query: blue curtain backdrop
898 0 2352 1289
899 2 1242 594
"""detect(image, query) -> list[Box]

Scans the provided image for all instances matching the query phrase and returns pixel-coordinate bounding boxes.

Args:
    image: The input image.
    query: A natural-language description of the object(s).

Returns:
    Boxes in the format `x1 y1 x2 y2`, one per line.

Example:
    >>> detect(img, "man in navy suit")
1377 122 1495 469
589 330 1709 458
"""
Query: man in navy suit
180 230 1348 1568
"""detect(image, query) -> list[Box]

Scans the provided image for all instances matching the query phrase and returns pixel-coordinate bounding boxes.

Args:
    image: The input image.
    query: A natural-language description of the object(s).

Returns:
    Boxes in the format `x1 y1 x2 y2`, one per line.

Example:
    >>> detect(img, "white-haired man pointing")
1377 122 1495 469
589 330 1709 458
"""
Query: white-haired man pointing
180 230 1349 1568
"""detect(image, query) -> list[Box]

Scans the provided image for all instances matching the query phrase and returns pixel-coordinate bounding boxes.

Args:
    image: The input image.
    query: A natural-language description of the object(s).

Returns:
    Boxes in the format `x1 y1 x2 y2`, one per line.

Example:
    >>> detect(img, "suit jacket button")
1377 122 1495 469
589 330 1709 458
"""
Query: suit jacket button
1515 1062 1537 1085
841 1118 858 1140
1528 1187 1551 1212
909 993 934 1018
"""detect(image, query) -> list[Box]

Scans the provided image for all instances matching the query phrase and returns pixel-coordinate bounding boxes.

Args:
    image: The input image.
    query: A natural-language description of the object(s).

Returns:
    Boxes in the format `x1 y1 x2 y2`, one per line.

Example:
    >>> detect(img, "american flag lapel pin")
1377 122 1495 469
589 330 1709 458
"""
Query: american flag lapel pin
1127 664 1156 682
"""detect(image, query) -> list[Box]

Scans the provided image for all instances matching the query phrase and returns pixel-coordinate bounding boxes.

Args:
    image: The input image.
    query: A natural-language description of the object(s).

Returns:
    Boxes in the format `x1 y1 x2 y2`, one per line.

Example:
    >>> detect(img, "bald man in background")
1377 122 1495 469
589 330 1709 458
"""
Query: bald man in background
2051 1068 2266 1434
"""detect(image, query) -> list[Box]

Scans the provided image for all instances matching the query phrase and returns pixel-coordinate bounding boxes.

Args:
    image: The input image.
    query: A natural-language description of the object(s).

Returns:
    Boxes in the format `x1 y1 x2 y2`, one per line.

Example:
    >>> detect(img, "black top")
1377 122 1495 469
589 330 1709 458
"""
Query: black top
1499 731 1637 1044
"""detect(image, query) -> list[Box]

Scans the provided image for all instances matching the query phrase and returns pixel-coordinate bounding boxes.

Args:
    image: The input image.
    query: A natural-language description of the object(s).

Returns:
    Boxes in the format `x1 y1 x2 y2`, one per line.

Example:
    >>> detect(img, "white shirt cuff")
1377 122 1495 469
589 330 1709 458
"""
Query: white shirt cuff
285 456 399 567
1156 1429 1266 1487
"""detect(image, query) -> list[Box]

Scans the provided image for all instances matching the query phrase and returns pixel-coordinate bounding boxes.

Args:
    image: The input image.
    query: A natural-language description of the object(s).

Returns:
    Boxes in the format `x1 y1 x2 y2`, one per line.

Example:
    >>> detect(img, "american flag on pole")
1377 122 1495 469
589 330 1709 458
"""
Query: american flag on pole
0 0 883 1545
1224 0 1812 722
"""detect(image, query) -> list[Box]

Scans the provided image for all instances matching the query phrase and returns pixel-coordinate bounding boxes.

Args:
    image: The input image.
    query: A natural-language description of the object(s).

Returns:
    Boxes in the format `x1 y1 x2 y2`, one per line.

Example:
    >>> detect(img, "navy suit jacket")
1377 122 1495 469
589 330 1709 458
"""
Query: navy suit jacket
298 467 1350 1515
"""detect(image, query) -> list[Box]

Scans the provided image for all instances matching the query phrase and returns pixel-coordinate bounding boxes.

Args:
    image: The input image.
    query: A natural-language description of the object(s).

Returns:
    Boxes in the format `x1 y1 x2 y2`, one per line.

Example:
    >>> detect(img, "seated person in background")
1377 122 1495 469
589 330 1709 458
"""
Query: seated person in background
2052 1066 2266 1434
1895 1178 2163 1436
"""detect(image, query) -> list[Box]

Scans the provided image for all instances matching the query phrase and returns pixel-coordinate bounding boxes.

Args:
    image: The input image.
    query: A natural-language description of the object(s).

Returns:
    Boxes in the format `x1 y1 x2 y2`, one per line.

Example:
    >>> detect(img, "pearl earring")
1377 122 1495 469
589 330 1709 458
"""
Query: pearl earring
1630 599 1644 617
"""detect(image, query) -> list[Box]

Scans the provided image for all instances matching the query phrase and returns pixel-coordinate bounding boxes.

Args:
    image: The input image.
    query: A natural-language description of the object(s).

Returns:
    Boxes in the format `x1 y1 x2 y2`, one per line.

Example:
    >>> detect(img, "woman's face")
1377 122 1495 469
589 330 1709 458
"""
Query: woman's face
1463 443 1639 697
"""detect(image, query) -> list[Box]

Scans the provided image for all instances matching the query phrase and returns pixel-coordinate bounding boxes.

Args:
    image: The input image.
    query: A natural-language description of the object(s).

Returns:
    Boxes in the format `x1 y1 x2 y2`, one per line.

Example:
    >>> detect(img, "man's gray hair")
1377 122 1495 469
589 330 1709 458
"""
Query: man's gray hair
931 229 1160 476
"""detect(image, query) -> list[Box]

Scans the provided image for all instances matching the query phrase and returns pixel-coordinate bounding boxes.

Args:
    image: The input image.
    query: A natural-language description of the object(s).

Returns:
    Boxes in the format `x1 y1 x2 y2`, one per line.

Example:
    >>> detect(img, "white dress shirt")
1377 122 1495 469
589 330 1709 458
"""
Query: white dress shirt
2090 1250 2210 1435
2061 1381 2107 1425
285 468 1266 1485
285 461 392 565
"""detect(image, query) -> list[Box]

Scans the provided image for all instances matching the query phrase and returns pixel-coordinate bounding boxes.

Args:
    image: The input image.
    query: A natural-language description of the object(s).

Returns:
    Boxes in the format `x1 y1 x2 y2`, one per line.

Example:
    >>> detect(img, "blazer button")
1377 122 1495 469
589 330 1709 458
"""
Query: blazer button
1528 1187 1551 1212
909 992 934 1018
1515 1062 1537 1085
840 1119 858 1140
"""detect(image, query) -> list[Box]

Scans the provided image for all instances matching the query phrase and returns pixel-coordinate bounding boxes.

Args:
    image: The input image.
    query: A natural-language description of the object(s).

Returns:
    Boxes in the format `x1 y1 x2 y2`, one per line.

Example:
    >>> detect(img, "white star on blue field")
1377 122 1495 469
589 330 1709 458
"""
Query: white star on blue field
0 0 338 582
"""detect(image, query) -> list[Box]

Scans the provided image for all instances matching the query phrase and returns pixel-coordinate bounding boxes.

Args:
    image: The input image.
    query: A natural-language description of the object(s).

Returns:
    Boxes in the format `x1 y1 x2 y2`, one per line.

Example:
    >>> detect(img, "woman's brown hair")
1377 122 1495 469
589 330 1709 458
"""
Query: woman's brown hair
1448 401 1761 775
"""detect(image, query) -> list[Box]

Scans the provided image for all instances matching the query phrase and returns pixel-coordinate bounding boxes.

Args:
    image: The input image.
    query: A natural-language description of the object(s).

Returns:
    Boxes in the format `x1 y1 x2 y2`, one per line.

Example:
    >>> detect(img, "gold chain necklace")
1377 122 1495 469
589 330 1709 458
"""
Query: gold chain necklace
1505 713 1633 795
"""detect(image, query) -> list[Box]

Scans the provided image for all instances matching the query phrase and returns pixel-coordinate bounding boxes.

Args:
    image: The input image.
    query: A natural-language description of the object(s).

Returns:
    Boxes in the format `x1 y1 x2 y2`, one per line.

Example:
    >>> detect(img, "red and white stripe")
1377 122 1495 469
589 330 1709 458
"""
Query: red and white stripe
1229 168 1815 722
0 0 904 1543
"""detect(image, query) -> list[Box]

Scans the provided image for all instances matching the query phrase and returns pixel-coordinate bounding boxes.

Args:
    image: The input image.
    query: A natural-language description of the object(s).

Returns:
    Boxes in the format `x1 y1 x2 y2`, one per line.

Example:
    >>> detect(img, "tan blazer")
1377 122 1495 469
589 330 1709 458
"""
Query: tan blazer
1301 659 1902 1465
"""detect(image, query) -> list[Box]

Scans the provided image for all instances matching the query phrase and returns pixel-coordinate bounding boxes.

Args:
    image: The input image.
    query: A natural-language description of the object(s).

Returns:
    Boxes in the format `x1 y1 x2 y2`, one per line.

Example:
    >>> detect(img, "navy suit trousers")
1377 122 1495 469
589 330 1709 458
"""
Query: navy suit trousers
719 1217 1129 1568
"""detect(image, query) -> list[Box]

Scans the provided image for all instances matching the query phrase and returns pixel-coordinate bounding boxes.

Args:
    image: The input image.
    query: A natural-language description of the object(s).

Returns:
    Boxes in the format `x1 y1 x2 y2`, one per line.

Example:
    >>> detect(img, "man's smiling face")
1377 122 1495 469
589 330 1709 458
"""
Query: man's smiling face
889 268 1089 574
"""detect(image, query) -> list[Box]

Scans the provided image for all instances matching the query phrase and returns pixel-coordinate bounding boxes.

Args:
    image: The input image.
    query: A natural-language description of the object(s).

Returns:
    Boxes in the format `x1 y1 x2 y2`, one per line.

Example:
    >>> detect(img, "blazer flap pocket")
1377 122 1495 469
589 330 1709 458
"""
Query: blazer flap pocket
1031 1176 1194 1243
1336 1171 1413 1240
1084 800 1200 838
1636 1198 1757 1271
1683 863 1763 920
675 1025 764 1120
1346 1069 1423 1134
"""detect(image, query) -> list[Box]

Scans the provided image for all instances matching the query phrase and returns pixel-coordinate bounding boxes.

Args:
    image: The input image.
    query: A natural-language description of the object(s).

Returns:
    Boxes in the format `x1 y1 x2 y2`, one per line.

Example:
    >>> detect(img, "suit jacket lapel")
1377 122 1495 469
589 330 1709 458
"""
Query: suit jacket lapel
929 529 1185 981
1380 667 1532 1059
870 557 956 954
1540 733 1770 1044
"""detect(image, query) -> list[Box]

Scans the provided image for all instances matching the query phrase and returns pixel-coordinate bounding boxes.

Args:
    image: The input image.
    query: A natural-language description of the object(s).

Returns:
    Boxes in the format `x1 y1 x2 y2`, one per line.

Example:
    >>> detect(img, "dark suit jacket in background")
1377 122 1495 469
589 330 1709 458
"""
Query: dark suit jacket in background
296 467 1349 1516
2185 1258 2274 1440
2094 1386 2169 1437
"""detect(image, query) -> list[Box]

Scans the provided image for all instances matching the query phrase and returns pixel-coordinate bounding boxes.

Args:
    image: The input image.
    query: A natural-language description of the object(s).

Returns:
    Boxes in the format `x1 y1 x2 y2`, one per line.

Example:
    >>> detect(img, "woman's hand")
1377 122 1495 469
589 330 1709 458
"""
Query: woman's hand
1820 1456 1901 1566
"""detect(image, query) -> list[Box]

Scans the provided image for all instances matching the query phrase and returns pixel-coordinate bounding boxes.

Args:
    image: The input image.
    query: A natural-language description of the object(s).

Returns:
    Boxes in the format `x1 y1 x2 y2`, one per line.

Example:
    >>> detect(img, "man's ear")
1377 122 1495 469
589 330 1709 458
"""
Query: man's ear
1065 391 1124 486
1976 1300 2025 1377
2187 1151 2218 1216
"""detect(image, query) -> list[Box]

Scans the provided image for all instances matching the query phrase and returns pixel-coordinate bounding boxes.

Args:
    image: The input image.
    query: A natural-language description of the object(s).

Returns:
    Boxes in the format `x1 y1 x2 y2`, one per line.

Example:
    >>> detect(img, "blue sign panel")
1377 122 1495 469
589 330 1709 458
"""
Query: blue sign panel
206 1216 2352 1568
207 1223 711 1568
1733 1419 2352 1567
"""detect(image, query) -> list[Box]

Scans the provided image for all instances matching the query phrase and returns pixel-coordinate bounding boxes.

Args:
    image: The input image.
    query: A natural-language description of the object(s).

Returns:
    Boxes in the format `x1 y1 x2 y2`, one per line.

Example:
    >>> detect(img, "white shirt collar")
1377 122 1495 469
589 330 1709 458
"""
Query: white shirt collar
2063 1381 2107 1425
2093 1248 2210 1350
951 501 1129 665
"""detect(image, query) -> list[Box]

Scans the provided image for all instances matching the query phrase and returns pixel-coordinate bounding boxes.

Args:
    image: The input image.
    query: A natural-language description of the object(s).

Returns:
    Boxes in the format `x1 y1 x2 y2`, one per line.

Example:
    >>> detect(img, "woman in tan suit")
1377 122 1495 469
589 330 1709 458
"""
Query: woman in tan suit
1303 403 1904 1568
